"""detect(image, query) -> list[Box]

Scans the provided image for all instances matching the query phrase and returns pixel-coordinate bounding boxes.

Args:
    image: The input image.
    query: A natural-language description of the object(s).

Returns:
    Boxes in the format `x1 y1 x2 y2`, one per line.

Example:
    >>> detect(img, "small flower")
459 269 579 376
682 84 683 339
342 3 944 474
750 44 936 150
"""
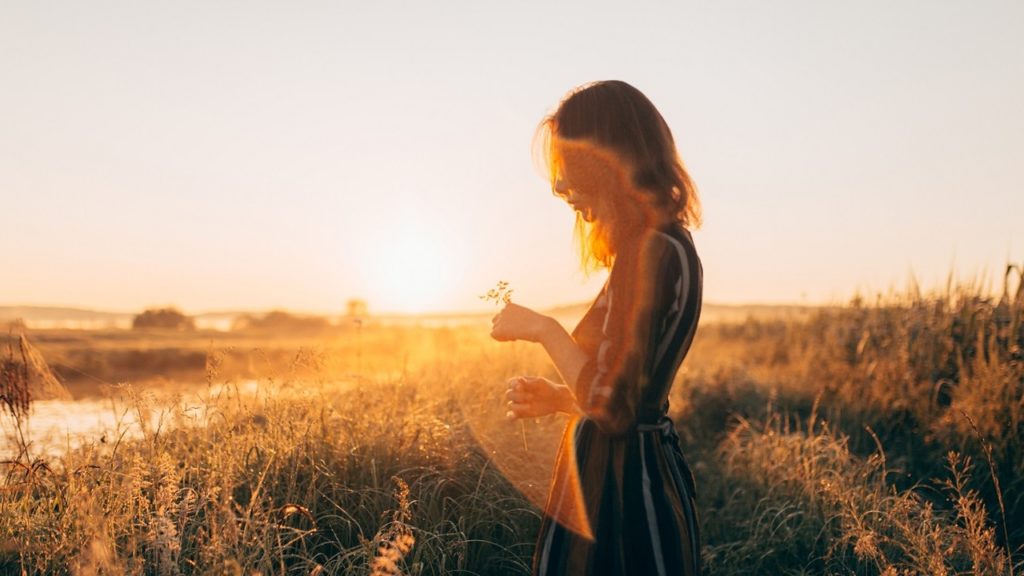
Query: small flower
480 280 514 305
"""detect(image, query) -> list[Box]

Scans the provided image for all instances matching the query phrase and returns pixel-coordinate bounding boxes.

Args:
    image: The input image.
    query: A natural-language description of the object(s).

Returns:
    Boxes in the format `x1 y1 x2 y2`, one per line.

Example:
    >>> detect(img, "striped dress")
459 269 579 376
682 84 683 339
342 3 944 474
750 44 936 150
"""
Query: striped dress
534 222 703 576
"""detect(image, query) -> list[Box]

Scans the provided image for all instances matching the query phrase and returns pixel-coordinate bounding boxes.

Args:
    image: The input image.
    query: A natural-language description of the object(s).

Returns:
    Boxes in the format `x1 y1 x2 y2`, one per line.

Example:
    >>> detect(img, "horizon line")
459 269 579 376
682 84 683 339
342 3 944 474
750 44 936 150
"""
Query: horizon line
0 299 841 319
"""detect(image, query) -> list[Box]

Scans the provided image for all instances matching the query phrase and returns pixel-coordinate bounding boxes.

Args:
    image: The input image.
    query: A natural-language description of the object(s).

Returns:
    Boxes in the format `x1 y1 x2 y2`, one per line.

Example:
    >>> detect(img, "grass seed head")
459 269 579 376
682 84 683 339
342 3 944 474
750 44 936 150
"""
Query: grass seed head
480 280 514 305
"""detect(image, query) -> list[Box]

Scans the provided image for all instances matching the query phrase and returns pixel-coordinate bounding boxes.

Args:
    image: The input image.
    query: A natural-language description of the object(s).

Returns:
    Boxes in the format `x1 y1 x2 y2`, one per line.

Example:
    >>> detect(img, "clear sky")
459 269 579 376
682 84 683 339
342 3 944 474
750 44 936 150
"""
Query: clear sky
2 1 1022 315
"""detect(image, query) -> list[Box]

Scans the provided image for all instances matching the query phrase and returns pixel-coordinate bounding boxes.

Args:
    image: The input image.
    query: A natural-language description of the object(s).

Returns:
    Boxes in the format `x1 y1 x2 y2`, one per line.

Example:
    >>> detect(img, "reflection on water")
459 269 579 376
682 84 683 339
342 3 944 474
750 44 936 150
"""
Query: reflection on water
1 380 262 458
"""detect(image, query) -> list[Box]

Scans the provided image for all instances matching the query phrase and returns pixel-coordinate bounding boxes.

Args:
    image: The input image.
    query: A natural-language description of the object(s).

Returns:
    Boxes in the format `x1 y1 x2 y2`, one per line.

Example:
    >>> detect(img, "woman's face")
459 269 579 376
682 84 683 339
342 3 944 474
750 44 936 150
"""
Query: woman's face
555 175 603 223
554 140 625 225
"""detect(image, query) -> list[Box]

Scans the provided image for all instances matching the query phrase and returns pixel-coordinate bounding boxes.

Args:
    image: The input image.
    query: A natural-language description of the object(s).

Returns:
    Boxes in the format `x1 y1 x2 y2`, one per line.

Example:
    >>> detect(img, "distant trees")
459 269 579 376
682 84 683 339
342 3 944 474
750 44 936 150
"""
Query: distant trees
231 310 329 333
230 301 368 333
346 299 368 319
132 307 195 331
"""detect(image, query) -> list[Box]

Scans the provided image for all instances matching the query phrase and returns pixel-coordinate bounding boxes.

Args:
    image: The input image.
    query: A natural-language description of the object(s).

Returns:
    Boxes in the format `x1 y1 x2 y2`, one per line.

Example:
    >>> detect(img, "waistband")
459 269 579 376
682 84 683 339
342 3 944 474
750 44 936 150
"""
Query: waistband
636 415 679 440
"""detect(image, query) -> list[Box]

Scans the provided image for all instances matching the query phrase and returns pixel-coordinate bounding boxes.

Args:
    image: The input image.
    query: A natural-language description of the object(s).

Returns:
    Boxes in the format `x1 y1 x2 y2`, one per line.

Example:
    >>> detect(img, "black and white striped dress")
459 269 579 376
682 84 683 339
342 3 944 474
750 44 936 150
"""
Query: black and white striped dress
534 221 703 576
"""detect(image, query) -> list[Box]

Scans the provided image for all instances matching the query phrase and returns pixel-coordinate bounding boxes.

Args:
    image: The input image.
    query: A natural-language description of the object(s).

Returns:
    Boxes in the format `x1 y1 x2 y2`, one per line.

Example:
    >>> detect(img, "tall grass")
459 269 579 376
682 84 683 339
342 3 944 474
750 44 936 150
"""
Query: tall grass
677 267 1024 573
690 405 1013 575
1 270 1022 574
1 337 548 575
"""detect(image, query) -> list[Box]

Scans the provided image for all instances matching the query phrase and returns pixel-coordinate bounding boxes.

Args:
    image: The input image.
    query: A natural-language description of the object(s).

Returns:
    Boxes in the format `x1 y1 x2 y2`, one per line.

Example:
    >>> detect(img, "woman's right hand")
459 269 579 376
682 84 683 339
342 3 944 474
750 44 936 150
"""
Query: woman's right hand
505 376 575 420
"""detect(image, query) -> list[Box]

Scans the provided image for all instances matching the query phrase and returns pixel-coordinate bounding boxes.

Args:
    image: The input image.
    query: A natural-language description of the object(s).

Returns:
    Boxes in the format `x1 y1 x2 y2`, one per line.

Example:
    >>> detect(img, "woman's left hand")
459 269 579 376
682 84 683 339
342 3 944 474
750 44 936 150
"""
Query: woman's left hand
490 303 551 343
505 375 574 419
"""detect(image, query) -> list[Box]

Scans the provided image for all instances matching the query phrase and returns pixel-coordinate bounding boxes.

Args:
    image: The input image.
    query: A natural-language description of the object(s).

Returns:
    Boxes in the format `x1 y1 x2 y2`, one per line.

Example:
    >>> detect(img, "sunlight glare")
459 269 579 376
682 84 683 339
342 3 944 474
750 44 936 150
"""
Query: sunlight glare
365 232 455 314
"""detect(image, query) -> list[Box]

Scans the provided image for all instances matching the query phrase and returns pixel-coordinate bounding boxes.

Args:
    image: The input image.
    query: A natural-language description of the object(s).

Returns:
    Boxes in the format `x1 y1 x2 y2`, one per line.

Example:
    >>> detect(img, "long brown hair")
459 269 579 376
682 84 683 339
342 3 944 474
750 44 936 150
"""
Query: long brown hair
535 80 701 271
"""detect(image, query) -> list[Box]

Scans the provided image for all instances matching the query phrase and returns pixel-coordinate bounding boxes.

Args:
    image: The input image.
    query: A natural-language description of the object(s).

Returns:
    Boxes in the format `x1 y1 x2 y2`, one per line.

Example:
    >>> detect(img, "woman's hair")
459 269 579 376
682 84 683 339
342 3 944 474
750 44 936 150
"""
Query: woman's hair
535 80 701 271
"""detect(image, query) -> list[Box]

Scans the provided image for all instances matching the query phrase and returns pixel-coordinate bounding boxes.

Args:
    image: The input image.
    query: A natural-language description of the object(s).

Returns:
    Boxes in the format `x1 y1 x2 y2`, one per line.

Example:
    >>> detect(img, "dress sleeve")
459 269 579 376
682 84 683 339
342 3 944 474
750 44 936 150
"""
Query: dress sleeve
573 234 685 437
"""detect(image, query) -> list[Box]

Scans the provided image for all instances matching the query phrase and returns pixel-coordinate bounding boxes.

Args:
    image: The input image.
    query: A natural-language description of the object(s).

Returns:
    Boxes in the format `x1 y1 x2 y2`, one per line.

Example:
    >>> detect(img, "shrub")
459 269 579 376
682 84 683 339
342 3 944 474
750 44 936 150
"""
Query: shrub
132 307 195 331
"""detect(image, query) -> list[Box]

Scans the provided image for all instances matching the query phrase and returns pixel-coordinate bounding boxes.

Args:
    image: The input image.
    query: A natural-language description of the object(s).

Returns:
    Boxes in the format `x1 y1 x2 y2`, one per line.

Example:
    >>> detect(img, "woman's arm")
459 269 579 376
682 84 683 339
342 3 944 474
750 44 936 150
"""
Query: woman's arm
535 316 591 393
490 303 591 392
495 234 687 433
493 310 590 417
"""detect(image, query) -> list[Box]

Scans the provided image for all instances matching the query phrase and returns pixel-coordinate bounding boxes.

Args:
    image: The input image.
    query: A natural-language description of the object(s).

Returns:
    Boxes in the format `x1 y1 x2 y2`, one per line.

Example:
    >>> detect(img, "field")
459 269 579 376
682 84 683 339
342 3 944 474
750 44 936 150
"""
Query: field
1 280 1022 575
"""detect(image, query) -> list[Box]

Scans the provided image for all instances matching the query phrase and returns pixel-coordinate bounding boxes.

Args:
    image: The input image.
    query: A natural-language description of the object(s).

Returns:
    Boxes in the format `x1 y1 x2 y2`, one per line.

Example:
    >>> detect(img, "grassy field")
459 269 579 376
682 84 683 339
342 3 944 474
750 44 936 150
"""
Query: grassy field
1 279 1022 575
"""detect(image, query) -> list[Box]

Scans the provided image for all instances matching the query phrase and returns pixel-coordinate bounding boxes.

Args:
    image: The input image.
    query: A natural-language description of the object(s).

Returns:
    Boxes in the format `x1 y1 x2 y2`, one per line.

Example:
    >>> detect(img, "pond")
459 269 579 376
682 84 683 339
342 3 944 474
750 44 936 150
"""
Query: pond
0 380 263 459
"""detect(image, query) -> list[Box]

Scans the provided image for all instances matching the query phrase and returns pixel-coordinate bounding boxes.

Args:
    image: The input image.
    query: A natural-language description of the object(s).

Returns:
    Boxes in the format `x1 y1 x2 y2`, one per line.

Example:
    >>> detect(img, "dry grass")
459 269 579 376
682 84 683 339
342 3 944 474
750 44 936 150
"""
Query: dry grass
1 328 549 575
672 268 1024 575
0 271 1022 574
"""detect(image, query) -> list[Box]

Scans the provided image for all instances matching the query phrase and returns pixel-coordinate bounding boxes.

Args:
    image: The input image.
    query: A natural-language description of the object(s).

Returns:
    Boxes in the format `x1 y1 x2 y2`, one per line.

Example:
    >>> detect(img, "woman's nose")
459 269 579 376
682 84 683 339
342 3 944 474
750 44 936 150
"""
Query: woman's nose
554 178 569 195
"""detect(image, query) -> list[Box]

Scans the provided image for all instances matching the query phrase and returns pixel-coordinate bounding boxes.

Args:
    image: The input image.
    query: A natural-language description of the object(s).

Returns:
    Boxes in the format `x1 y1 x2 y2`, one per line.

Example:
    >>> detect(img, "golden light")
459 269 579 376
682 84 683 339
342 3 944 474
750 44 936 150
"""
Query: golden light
364 230 456 315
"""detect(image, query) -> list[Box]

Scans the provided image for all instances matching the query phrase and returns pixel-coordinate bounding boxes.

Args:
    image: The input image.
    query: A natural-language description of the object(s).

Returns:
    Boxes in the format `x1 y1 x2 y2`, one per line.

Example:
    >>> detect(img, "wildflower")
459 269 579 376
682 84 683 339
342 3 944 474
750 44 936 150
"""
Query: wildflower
480 280 514 305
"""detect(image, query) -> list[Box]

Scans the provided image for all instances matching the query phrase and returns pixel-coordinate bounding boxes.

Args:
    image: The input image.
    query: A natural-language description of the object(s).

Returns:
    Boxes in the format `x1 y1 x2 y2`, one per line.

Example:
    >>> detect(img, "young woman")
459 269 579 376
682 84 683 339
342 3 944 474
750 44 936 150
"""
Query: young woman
490 80 703 576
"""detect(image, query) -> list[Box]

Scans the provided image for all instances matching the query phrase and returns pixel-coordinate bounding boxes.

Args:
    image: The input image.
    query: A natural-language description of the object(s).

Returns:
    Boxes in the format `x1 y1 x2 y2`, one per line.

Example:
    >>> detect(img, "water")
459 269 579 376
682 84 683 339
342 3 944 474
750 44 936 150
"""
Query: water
1 380 263 459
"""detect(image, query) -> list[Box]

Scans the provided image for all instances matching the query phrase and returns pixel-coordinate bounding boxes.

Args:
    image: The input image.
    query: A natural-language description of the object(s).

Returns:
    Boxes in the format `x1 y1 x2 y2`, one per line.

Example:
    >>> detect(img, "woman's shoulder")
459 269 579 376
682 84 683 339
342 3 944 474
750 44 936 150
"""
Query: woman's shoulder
609 224 684 285
641 222 696 262
654 220 695 247
652 221 699 267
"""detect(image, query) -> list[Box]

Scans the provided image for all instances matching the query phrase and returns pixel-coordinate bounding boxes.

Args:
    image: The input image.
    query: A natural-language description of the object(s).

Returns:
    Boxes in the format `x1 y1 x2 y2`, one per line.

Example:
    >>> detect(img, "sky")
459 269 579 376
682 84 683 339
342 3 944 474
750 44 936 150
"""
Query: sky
1 1 1022 315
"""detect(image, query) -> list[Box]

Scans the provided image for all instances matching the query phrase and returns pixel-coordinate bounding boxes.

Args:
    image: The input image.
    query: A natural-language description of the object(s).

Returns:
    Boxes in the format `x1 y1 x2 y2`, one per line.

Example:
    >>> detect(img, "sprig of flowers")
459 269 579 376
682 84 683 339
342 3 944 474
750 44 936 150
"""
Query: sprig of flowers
480 280 514 305
480 280 530 451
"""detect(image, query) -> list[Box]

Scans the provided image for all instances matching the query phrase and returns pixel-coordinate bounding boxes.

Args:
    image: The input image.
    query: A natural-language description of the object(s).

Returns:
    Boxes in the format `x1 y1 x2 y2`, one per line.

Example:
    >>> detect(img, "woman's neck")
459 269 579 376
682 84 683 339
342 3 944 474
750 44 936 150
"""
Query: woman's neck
609 213 673 249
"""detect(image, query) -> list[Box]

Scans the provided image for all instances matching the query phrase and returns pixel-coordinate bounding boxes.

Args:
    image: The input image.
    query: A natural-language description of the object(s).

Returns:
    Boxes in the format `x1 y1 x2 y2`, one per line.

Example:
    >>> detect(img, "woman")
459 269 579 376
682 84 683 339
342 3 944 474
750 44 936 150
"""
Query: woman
490 80 703 576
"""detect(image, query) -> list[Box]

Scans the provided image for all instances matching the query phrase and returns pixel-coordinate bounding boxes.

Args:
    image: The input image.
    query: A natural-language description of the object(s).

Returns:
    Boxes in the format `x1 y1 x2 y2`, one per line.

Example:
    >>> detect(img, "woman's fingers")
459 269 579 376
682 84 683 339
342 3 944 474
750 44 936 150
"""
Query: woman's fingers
517 376 549 394
491 312 509 341
505 388 533 403
506 377 546 395
503 376 556 419
490 303 544 343
506 402 534 419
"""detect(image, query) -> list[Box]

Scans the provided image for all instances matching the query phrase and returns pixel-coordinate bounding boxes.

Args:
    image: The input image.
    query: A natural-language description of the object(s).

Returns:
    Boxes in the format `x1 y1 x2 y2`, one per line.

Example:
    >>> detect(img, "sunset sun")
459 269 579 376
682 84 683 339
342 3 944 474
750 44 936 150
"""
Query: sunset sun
365 231 457 315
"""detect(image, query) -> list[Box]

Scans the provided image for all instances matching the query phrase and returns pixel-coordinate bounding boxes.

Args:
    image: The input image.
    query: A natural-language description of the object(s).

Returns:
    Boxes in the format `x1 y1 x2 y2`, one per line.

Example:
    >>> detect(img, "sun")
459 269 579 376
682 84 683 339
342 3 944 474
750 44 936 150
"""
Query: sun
365 232 456 315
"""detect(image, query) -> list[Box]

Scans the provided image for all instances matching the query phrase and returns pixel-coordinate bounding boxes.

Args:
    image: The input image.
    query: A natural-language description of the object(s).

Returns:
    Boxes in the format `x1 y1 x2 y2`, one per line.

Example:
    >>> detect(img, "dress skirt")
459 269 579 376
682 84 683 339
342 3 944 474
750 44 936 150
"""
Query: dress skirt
532 415 701 576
